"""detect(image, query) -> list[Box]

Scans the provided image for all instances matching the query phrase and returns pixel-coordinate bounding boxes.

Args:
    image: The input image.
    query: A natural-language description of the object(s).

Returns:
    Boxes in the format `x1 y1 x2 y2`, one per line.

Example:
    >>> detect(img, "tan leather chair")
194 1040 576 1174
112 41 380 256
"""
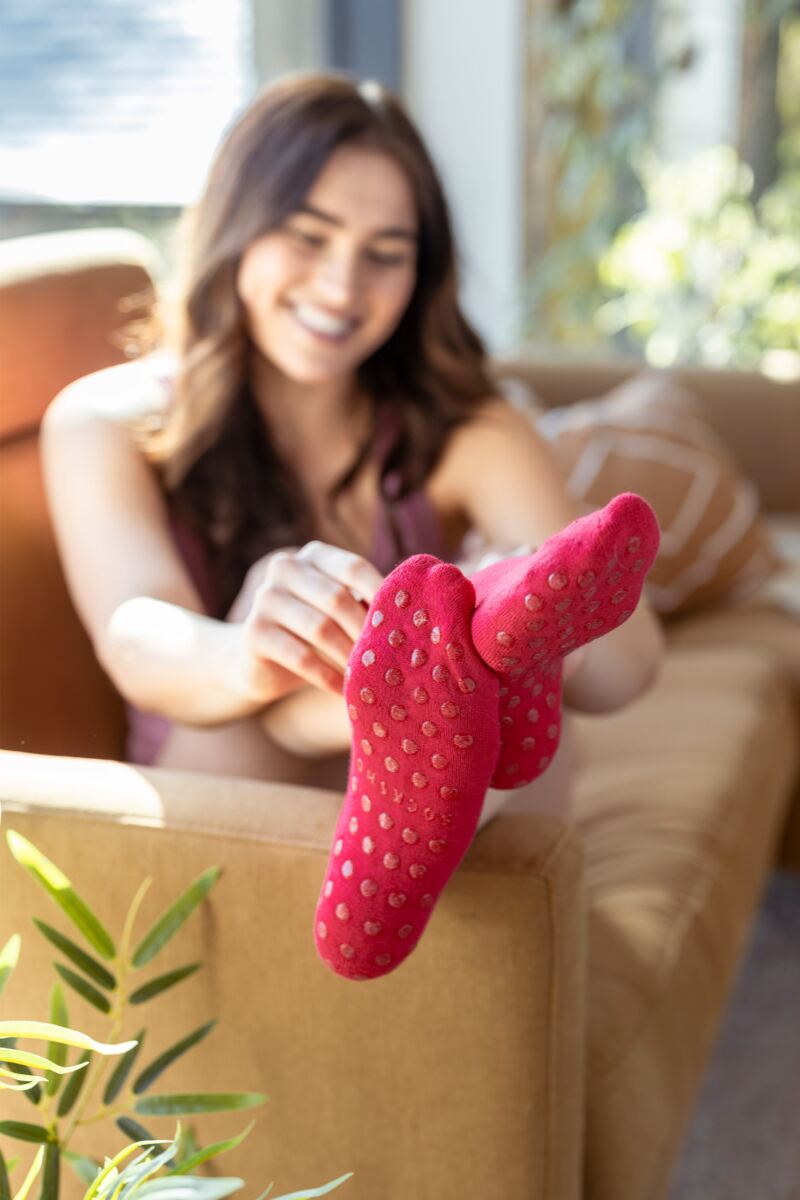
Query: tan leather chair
0 229 162 756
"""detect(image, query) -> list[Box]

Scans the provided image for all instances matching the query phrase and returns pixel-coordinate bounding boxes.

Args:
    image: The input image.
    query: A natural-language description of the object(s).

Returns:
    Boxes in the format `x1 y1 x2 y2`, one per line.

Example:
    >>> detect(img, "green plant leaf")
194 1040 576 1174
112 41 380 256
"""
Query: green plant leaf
38 1143 59 1200
0 1022 134 1056
5 833 116 961
44 985 68 1098
171 1123 254 1177
103 1032 145 1105
0 1048 87 1078
33 923 115 991
115 1118 156 1146
84 1142 168 1200
10 1146 43 1200
56 1052 91 1117
135 1094 265 1117
0 1123 48 1144
0 1067 45 1092
110 1139 177 1200
132 869 221 969
0 1070 43 1089
0 936 21 998
129 966 201 1007
52 966 111 1015
61 1152 99 1189
0 1043 42 1107
270 1177 353 1200
134 1179 243 1200
133 1023 216 1096
0 1148 10 1200
93 1165 119 1200
172 1128 200 1171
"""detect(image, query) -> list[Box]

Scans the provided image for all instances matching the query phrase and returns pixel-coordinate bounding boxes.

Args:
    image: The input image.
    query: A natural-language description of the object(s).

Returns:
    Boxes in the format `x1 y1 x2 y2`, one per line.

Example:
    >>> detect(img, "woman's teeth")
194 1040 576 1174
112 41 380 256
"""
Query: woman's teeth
293 303 356 339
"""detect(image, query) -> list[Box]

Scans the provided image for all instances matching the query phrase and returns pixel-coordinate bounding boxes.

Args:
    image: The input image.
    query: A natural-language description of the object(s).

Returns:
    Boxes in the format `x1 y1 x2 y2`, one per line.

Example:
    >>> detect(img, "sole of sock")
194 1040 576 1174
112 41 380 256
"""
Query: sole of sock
314 554 501 981
470 493 660 789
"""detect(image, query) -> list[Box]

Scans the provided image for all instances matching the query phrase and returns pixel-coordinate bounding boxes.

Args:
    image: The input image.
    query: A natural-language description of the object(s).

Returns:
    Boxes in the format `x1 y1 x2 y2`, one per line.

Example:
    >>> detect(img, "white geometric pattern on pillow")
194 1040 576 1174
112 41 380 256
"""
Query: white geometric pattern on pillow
537 391 720 447
546 427 764 611
561 431 721 557
507 372 777 614
647 478 766 611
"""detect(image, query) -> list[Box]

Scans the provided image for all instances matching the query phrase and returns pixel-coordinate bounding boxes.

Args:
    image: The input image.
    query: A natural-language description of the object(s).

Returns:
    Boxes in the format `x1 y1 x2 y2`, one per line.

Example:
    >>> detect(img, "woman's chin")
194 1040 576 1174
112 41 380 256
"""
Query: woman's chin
271 344 365 387
249 343 351 388
285 360 356 387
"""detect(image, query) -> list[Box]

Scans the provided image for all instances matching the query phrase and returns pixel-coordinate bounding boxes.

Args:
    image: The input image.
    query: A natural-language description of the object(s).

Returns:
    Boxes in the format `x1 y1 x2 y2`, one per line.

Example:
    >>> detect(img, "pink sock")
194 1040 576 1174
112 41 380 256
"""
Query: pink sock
470 493 660 789
314 555 500 981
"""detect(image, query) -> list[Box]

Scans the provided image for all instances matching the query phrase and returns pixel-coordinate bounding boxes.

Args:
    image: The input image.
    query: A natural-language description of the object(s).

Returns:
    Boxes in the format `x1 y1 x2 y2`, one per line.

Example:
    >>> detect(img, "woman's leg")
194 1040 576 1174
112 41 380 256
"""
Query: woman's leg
153 712 350 791
153 688 570 823
476 715 573 831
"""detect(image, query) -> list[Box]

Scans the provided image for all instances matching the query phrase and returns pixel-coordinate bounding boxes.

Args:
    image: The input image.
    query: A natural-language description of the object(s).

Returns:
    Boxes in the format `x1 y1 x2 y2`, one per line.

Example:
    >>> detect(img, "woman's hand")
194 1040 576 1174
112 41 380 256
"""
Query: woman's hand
235 541 385 700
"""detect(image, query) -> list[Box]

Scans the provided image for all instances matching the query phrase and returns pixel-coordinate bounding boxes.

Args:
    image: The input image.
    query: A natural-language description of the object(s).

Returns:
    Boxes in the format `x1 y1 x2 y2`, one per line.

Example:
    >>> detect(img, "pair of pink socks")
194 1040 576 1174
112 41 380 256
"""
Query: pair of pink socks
314 493 659 981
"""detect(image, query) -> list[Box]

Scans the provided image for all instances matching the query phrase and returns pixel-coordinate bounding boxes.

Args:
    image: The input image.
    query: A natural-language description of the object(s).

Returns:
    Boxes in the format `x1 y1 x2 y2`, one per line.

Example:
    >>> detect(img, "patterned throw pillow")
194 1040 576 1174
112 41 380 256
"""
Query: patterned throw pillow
519 372 778 616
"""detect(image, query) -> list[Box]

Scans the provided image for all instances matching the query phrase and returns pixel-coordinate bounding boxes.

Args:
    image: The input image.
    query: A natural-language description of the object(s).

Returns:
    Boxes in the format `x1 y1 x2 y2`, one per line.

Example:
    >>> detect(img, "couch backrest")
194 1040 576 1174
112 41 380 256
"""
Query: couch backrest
495 357 800 515
0 229 160 757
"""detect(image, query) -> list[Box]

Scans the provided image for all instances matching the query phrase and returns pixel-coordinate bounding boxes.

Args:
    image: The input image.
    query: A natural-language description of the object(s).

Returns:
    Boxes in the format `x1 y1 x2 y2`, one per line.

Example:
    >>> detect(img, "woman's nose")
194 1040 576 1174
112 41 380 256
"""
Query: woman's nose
313 249 361 308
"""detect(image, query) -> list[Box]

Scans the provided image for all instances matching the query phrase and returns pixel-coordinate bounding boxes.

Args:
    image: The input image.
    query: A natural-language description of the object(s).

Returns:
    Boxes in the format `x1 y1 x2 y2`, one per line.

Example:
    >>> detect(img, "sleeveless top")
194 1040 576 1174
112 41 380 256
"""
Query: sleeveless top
125 412 450 765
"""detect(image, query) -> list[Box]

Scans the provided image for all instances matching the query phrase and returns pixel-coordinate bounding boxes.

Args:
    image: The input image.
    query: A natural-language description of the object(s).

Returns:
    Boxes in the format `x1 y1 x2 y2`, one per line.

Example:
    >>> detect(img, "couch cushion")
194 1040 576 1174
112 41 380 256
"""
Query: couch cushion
572 647 797 1200
531 373 779 616
666 601 800 688
666 600 800 870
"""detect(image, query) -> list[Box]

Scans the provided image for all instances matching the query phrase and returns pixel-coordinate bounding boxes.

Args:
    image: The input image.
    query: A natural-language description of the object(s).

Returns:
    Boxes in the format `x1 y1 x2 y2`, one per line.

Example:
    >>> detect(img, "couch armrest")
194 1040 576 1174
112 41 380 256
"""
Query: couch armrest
1 751 586 1200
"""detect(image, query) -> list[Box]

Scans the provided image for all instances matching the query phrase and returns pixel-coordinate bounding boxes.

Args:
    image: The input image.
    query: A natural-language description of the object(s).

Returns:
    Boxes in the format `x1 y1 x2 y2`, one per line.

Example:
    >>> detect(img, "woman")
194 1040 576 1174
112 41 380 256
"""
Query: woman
42 73 663 978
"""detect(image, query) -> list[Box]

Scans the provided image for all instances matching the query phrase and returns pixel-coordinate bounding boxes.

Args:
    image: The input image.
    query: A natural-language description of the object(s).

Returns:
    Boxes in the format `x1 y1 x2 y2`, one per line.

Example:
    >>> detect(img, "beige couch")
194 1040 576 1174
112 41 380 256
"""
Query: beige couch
1 230 798 1200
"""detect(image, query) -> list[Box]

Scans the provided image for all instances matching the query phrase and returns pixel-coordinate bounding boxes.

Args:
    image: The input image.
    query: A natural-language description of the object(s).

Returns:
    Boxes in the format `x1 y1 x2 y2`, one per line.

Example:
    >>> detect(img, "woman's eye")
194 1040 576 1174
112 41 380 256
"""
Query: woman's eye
366 249 408 267
289 227 324 248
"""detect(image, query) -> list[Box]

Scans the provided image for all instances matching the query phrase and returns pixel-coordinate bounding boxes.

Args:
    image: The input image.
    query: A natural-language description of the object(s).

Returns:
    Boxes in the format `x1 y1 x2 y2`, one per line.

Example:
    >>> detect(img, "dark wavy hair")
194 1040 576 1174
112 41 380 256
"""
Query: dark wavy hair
144 72 496 616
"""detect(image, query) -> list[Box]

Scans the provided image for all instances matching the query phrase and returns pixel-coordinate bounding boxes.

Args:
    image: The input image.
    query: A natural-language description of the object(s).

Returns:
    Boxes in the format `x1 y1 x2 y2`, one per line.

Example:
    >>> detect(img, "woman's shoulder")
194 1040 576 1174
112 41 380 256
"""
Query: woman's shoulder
439 393 545 470
46 351 178 432
427 392 560 508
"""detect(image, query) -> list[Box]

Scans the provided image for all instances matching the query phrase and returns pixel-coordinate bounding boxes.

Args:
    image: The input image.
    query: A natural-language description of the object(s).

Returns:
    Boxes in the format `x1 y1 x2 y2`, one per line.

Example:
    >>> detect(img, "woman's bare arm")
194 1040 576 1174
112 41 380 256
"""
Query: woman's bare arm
41 366 297 724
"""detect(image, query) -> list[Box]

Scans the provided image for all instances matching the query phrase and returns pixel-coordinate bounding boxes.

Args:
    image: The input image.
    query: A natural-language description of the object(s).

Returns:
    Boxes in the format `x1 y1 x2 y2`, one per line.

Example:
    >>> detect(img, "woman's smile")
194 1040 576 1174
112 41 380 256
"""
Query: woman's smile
287 300 361 344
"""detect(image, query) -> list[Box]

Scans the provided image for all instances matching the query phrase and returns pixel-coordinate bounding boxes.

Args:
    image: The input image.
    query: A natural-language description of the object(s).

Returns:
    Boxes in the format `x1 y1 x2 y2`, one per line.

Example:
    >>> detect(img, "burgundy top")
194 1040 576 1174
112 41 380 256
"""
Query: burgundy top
125 417 448 765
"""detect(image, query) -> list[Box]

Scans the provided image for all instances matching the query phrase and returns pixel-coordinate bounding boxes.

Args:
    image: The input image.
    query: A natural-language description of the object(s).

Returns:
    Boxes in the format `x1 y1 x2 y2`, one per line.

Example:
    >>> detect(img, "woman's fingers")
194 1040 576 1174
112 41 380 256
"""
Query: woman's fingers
269 543 384 644
263 587 354 672
246 620 345 695
242 542 386 692
296 541 384 605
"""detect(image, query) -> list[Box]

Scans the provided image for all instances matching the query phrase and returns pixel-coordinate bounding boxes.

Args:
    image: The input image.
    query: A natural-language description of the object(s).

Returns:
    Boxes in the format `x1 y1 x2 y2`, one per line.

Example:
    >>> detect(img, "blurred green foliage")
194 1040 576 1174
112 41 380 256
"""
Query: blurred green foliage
525 0 800 374
524 0 682 349
597 145 800 372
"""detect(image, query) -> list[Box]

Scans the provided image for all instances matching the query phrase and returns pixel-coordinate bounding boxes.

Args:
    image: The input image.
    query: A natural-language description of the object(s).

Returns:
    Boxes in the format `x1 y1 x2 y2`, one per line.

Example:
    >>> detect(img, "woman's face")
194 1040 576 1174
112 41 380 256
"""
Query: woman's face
236 144 419 385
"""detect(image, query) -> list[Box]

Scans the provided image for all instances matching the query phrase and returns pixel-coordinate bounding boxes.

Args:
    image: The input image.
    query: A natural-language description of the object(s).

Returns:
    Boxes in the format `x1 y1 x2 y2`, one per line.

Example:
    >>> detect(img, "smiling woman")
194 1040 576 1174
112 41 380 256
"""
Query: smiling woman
236 146 419 386
39 71 663 981
40 72 503 761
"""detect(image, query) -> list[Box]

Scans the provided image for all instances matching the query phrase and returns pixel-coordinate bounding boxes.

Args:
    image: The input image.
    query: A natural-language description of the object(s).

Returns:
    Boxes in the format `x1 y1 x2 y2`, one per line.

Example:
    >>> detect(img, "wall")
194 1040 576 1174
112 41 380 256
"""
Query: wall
402 0 526 353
